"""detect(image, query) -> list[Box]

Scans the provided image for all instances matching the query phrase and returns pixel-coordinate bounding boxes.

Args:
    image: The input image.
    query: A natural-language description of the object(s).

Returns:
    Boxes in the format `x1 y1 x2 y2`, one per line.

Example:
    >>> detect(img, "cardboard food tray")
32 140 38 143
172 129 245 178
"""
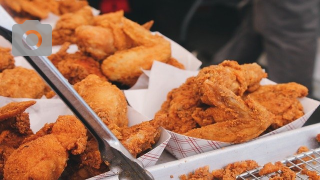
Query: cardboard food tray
125 62 320 159
104 122 320 180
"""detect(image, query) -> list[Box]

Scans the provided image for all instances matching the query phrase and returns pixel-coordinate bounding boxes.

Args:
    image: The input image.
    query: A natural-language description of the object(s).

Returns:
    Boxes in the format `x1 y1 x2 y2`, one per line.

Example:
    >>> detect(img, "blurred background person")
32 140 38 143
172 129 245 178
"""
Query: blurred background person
212 0 319 96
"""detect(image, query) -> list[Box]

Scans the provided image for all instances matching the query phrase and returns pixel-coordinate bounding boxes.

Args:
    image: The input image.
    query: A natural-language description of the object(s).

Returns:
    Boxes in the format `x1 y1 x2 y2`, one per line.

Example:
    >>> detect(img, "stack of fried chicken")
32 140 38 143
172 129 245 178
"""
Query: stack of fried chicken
0 99 160 180
153 60 308 143
49 7 185 88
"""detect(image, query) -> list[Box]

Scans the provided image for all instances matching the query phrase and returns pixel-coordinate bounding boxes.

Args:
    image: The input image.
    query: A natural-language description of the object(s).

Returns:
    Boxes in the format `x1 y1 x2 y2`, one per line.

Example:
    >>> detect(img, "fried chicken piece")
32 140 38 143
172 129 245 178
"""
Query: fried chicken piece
301 169 320 180
166 57 185 70
179 166 212 180
0 101 36 121
0 101 35 179
184 81 274 143
153 77 201 133
211 160 259 179
0 67 48 99
52 6 93 45
0 47 15 72
141 20 154 30
48 43 107 85
75 25 117 60
101 17 171 86
246 82 308 129
153 61 267 134
73 75 129 134
58 0 88 14
259 161 296 179
121 121 161 157
4 115 87 180
4 134 69 180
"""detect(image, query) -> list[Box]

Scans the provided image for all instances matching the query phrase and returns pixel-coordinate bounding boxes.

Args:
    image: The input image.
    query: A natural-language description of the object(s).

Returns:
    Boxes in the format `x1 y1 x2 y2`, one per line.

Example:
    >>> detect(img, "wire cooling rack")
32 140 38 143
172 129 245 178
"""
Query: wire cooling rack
236 148 320 179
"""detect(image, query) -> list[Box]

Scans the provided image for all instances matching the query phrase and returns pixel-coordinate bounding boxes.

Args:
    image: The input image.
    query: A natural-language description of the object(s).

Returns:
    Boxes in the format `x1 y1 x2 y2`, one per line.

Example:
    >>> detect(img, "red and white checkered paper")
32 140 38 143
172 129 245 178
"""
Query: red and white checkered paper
125 62 320 159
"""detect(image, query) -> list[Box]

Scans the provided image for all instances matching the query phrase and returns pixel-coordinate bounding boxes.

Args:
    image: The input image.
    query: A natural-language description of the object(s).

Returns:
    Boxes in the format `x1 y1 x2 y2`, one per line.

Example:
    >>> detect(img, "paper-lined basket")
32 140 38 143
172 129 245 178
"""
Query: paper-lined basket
124 61 320 159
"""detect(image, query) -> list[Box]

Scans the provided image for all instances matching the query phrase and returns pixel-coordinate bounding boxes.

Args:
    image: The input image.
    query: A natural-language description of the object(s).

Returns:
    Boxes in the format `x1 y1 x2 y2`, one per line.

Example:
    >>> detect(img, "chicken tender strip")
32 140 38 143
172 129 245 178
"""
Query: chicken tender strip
184 81 274 143
0 47 15 72
101 17 171 86
246 82 308 129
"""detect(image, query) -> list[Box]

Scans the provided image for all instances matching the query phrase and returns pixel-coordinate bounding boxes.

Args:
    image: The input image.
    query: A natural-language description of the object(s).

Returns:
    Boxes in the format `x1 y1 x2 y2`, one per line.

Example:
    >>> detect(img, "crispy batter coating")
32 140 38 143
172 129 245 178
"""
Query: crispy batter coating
4 134 68 180
212 160 259 179
154 60 267 134
166 57 185 70
0 67 48 99
184 81 274 143
0 47 15 73
58 0 88 14
73 75 128 131
179 166 212 180
0 101 36 121
48 43 107 85
75 25 117 60
121 121 161 157
246 82 308 129
101 17 171 86
259 161 296 179
52 6 93 45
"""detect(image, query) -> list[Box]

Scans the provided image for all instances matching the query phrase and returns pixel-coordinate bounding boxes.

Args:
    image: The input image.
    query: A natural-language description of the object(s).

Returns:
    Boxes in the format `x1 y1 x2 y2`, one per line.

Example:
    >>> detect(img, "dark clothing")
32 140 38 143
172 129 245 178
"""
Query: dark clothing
213 0 319 94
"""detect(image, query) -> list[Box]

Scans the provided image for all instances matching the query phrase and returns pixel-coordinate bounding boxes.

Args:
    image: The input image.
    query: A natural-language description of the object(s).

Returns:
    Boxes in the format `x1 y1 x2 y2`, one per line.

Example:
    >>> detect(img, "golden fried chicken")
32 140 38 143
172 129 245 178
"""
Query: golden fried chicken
52 6 93 45
75 25 117 60
179 166 213 180
153 60 267 134
184 81 274 143
0 67 48 99
4 134 68 180
1 0 59 22
211 160 259 179
73 75 129 135
246 82 308 129
259 161 296 179
120 121 161 157
101 17 171 86
58 0 88 14
0 101 35 179
166 57 185 70
0 47 14 73
4 115 87 180
48 43 107 85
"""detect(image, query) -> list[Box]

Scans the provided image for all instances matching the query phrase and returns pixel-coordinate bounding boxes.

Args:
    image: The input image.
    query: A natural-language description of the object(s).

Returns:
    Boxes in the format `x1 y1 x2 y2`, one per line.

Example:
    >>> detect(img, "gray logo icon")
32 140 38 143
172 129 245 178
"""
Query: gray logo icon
12 20 52 56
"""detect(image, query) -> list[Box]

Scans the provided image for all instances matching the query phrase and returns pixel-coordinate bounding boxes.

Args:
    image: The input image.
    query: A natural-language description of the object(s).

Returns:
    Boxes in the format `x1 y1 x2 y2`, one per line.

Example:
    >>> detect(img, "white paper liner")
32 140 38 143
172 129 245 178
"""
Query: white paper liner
124 62 320 159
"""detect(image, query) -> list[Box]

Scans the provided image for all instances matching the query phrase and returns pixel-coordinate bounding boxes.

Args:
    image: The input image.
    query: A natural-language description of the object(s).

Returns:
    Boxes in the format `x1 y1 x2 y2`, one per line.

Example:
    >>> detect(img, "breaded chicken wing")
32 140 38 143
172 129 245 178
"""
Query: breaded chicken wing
153 60 267 134
73 75 128 136
0 67 48 99
0 47 15 73
246 82 308 129
101 17 171 86
52 6 93 45
184 81 274 143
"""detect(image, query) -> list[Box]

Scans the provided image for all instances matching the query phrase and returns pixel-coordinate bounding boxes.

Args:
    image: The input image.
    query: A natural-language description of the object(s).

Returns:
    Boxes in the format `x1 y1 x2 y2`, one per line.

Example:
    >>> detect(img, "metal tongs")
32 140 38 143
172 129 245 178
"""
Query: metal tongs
0 6 154 180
